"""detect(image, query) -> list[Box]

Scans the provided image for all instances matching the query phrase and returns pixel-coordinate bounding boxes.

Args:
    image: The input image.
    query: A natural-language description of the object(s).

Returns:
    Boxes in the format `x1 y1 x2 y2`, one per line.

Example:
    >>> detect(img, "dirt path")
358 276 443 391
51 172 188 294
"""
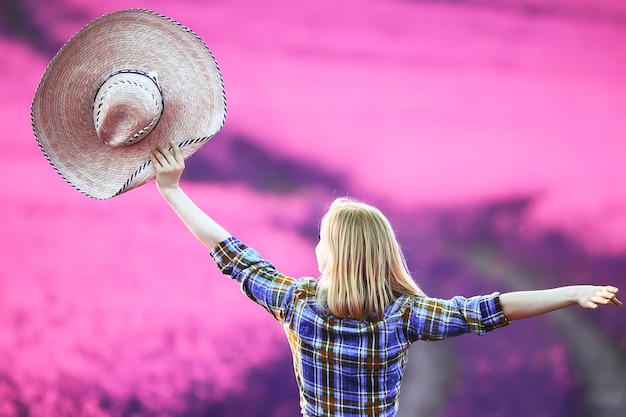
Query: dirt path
465 245 626 417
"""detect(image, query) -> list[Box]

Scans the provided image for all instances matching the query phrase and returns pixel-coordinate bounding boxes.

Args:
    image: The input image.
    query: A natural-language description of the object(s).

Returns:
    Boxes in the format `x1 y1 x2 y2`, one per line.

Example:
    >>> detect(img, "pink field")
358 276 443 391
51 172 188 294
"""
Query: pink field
1 1 625 416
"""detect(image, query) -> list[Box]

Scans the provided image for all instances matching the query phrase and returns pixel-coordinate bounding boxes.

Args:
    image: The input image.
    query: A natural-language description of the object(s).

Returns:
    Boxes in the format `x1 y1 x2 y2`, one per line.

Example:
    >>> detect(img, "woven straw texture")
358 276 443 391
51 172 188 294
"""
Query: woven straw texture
31 9 227 199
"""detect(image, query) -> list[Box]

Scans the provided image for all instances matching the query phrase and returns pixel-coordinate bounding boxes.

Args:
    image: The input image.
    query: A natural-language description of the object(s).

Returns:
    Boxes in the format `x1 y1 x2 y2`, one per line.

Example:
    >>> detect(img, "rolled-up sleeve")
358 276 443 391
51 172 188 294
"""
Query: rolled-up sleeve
210 237 296 321
408 292 509 342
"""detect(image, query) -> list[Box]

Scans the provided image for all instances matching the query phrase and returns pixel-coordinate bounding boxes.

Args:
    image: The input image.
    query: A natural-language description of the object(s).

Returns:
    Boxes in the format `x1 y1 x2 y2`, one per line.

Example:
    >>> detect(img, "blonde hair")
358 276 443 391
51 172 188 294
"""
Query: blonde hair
316 197 425 321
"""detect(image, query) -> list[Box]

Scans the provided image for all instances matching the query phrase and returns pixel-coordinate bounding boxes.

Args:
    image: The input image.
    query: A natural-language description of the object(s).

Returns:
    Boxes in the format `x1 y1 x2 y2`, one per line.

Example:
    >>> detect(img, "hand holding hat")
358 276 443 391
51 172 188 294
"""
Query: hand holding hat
150 141 186 193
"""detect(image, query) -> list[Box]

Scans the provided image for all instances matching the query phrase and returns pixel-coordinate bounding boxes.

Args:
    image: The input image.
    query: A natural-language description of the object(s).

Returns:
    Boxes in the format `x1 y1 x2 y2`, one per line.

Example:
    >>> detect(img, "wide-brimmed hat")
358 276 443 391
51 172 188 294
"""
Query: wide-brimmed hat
31 9 227 199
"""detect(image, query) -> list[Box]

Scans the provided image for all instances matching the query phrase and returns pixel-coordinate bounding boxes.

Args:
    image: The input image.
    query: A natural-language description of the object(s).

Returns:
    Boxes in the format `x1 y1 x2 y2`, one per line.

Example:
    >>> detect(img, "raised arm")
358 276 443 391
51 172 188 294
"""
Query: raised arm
150 142 231 250
499 285 621 321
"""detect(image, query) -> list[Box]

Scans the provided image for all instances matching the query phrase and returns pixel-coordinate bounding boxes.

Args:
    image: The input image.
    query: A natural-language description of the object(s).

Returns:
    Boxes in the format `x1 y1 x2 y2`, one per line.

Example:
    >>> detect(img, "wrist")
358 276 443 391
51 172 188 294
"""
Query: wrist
569 285 590 307
157 183 183 199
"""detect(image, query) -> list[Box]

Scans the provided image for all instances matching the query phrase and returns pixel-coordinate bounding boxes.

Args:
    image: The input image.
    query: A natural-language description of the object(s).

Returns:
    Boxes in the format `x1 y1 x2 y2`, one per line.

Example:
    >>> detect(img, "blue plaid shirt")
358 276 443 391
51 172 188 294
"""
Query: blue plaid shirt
210 237 509 417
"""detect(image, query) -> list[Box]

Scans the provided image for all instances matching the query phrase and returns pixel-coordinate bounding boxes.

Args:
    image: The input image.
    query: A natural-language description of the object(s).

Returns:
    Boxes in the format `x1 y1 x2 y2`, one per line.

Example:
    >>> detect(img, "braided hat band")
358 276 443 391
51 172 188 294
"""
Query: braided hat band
31 9 227 199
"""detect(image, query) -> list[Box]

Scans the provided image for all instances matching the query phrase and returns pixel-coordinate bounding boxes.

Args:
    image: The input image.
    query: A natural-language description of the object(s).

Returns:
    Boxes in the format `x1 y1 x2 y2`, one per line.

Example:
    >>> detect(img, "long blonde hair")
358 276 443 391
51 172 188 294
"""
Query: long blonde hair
316 197 425 321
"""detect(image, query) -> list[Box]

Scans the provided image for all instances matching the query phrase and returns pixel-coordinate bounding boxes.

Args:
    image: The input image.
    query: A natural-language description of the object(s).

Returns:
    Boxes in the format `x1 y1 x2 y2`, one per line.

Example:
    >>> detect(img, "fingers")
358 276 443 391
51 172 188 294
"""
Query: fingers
606 285 619 294
150 141 184 169
171 140 184 164
150 148 166 169
150 147 173 173
590 286 621 308
605 286 621 306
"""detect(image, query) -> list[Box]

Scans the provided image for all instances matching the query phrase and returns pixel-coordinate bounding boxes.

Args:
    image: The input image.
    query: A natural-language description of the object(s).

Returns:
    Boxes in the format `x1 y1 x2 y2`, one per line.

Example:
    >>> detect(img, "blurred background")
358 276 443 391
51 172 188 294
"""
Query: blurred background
1 0 625 416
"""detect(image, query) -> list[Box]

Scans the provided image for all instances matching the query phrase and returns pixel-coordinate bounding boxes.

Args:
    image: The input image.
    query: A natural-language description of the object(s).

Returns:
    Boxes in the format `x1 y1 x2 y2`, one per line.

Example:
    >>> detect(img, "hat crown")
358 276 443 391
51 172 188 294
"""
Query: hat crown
93 70 163 147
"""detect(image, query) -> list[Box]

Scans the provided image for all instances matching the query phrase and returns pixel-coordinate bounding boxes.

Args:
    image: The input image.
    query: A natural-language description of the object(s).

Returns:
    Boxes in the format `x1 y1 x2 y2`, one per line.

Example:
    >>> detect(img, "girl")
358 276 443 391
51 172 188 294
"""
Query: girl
150 142 621 417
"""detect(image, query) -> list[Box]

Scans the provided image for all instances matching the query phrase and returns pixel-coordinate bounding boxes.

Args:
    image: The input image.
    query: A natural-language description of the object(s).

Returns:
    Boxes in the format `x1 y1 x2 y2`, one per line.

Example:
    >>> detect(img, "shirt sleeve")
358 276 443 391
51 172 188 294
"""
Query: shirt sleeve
209 236 296 322
407 292 509 341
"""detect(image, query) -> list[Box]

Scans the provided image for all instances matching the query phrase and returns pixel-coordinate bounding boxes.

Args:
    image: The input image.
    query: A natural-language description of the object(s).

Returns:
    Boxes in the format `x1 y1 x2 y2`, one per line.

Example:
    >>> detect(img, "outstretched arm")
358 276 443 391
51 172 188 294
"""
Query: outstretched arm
500 285 621 321
150 142 231 250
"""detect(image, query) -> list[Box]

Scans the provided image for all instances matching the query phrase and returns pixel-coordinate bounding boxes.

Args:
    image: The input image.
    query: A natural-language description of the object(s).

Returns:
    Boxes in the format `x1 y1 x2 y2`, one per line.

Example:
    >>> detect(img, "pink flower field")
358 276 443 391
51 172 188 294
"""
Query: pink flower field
1 0 625 416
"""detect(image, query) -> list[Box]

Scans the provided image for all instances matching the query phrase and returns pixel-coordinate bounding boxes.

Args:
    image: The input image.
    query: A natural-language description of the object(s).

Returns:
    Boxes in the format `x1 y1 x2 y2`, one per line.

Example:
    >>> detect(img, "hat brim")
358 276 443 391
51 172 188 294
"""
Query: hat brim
31 9 227 199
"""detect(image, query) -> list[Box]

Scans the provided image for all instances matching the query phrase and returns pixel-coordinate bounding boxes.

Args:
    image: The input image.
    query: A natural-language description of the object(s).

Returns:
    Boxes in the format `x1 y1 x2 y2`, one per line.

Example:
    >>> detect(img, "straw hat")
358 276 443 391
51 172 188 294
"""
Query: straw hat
31 9 227 199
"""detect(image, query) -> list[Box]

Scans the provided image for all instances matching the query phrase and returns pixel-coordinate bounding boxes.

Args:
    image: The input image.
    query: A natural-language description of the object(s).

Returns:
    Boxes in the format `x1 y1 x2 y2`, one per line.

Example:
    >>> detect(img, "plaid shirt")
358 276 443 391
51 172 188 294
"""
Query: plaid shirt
210 237 509 417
